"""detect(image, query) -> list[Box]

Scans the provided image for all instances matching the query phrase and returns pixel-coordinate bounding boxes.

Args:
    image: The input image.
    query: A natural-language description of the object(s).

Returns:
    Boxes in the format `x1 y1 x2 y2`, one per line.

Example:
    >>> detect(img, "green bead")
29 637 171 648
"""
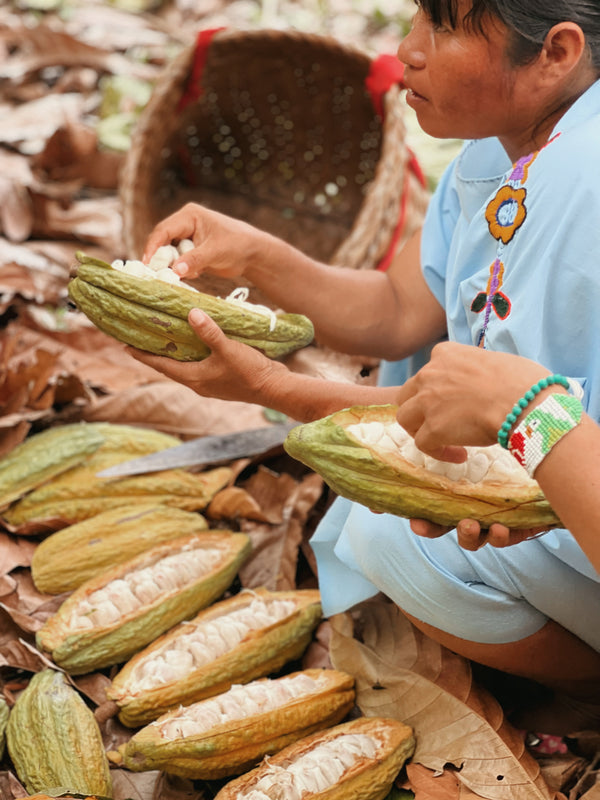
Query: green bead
518 397 529 409
524 390 535 401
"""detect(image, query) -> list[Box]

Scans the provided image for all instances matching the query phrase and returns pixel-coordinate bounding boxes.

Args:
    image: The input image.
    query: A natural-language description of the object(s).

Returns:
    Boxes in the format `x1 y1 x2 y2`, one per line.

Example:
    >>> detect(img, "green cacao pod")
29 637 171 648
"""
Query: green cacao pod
3 456 232 529
68 254 314 360
36 530 251 674
107 587 322 727
1 422 189 531
6 669 112 798
119 668 355 779
0 424 104 512
31 504 209 594
213 716 415 800
284 404 560 528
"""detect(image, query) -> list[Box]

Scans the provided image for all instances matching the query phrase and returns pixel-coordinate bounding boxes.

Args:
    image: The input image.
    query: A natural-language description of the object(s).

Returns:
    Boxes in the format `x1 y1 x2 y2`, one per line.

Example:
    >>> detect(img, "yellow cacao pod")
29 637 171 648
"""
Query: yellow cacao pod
213 716 415 800
119 668 355 779
6 669 113 798
68 254 314 360
107 587 322 727
3 455 232 529
31 504 209 594
0 423 104 512
36 530 251 675
284 404 560 528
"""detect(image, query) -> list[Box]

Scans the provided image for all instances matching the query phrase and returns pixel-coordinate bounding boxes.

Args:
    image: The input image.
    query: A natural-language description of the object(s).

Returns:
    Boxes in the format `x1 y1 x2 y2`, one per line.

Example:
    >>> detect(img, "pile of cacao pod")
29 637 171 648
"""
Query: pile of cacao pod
0 420 415 799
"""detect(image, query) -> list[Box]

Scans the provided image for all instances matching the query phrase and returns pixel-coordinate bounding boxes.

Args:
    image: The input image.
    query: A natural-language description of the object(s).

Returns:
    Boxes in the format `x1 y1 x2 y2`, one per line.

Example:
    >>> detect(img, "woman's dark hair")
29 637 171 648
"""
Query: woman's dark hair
418 0 600 69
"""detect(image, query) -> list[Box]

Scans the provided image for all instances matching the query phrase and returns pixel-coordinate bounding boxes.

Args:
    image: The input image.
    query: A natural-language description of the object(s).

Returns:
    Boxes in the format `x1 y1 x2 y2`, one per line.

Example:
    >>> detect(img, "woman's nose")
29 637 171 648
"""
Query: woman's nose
397 17 428 69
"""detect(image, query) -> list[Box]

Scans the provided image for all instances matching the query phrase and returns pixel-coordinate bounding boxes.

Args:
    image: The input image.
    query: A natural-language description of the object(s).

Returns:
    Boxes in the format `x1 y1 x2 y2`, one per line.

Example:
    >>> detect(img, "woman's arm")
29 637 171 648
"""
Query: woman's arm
127 309 402 423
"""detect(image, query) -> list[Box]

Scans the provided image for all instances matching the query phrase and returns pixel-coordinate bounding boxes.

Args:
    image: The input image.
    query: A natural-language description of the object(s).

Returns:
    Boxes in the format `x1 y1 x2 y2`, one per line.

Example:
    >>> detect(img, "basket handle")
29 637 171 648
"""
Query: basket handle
177 27 226 113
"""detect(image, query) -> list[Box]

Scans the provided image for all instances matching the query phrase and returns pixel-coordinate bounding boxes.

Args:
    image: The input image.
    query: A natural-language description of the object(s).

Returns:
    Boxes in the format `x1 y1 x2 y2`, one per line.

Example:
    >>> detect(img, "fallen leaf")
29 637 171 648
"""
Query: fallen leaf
329 598 559 800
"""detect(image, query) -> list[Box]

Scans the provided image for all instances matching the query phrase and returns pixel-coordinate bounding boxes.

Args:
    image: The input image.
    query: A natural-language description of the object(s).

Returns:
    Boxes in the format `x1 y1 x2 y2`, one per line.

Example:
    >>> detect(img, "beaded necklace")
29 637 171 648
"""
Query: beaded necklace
470 133 561 348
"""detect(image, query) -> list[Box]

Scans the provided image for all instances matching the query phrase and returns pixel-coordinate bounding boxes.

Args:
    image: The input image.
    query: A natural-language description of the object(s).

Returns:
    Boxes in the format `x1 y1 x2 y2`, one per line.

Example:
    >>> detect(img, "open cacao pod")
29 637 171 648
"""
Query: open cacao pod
213 716 415 800
284 404 560 528
107 587 322 727
119 668 355 779
36 531 251 674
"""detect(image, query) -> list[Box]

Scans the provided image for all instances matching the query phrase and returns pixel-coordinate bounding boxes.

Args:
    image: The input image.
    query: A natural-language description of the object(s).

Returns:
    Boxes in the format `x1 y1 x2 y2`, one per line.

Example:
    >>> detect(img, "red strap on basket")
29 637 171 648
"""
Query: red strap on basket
365 54 405 118
366 54 427 271
177 28 226 113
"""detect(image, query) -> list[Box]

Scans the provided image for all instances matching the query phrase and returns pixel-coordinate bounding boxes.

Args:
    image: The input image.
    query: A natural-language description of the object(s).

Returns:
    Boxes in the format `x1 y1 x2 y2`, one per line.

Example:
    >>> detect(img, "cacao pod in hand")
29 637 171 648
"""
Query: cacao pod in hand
284 404 560 528
68 254 314 360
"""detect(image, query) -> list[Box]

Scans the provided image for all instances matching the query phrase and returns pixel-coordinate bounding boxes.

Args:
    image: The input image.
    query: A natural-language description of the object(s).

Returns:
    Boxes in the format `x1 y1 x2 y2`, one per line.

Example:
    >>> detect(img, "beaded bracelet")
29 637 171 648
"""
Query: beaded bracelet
497 374 570 449
508 393 583 477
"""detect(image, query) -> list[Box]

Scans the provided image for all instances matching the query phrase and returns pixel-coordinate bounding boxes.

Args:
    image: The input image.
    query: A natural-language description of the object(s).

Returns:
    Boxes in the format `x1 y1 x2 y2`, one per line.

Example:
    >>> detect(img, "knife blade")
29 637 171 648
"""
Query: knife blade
95 422 298 478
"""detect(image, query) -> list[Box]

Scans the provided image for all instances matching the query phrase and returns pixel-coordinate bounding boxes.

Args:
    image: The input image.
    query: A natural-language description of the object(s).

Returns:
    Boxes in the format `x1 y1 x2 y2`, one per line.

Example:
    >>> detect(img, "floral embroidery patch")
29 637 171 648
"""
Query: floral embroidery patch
472 138 559 347
484 185 527 245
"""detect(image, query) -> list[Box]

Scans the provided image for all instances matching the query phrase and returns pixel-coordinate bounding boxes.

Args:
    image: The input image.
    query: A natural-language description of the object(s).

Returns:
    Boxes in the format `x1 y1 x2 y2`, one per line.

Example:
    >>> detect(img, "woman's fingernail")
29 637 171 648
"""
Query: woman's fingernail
174 261 189 276
189 308 207 325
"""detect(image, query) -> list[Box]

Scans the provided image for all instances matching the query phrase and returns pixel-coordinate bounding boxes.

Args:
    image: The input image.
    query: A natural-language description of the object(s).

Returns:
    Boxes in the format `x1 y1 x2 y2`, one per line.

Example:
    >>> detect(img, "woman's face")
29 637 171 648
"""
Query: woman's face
397 2 551 158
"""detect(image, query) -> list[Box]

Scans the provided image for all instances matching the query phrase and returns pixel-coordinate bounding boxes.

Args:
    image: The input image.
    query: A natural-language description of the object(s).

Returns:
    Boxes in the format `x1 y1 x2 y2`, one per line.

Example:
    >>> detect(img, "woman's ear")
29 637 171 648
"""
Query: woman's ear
539 22 588 82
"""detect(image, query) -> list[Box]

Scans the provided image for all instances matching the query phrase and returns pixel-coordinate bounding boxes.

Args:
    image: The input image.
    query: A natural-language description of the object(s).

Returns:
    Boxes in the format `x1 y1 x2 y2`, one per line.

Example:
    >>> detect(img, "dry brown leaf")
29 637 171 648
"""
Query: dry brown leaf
80 380 271 437
0 93 94 150
0 533 37 574
32 120 123 190
207 486 270 522
329 598 559 800
110 769 205 800
238 472 323 590
580 784 600 799
0 771 27 800
0 23 159 82
0 177 33 243
30 193 122 250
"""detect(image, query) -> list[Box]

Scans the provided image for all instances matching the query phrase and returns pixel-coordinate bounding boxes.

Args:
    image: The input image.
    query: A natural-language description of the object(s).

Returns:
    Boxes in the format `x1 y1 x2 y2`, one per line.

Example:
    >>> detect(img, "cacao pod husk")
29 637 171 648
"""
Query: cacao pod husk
107 587 322 727
36 530 251 674
284 404 560 528
213 716 415 800
31 504 209 594
119 667 355 779
0 424 104 512
1 421 187 531
68 254 314 360
3 456 232 529
6 670 112 798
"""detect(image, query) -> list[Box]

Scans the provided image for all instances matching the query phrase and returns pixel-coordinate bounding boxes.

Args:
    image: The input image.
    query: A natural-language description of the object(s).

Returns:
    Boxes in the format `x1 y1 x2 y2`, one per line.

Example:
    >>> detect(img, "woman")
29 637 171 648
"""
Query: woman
132 1 600 731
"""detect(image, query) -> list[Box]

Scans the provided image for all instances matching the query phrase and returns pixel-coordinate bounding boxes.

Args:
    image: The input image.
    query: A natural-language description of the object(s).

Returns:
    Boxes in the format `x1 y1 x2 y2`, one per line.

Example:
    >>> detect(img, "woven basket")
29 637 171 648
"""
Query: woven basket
120 27 429 306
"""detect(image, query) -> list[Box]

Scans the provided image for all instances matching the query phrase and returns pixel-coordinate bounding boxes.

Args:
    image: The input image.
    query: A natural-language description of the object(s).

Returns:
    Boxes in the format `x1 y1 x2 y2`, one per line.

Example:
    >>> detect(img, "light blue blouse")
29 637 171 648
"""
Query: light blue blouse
310 80 600 646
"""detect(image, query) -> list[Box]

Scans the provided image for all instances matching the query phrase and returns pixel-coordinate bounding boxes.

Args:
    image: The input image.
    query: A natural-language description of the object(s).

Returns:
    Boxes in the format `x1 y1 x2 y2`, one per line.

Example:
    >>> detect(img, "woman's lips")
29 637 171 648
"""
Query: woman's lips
405 87 427 102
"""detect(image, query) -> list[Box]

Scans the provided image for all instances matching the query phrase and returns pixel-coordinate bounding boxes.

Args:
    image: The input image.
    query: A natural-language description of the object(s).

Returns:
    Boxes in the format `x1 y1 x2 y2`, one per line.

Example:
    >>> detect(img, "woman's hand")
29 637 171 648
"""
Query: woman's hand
142 204 273 281
395 341 552 458
125 308 287 406
409 517 549 550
